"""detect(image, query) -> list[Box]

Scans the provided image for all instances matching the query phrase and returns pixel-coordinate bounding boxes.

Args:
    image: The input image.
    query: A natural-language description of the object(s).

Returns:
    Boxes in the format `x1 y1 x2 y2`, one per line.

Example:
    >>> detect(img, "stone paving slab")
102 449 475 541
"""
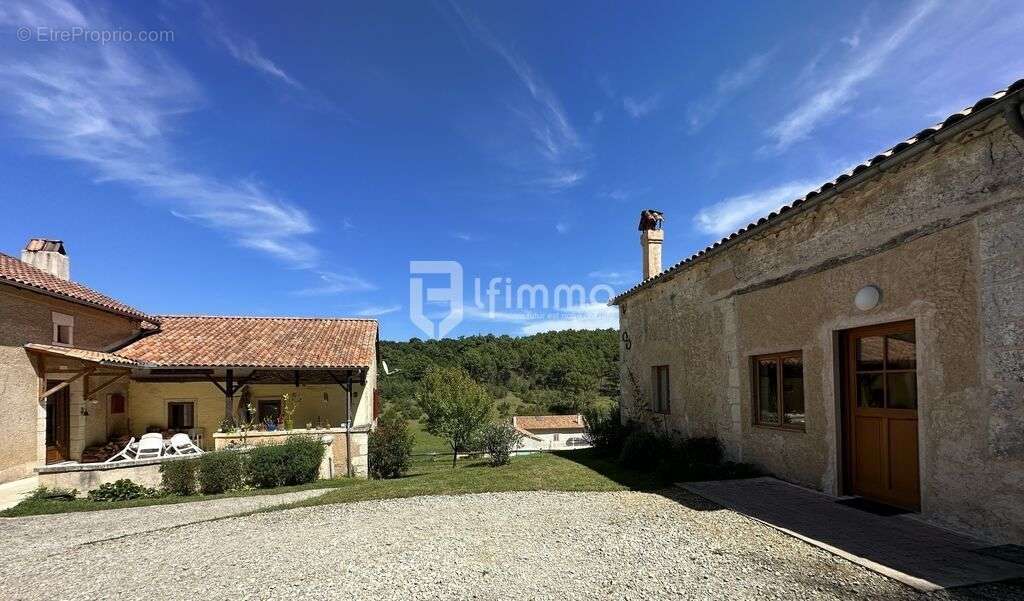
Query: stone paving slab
682 477 1024 591
0 476 38 511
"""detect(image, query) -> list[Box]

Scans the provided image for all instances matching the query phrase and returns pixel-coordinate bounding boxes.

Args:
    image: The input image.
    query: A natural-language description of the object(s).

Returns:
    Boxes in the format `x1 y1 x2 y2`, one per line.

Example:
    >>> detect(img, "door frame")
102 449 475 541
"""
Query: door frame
45 380 71 464
839 319 920 508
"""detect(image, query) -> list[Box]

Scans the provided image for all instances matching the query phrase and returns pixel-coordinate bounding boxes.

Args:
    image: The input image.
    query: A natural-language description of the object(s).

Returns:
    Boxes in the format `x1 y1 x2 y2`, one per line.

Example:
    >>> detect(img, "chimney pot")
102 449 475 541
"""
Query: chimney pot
21 238 70 280
638 210 664 279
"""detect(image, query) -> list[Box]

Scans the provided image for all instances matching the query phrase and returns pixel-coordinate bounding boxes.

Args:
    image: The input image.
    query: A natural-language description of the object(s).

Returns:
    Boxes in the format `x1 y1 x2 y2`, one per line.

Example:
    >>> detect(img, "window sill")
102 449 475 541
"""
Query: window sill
752 423 805 433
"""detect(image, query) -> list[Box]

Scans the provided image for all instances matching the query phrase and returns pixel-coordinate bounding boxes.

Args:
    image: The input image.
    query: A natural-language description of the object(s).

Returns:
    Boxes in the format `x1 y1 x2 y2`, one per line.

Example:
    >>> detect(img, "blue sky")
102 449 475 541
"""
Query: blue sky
1 1 1022 340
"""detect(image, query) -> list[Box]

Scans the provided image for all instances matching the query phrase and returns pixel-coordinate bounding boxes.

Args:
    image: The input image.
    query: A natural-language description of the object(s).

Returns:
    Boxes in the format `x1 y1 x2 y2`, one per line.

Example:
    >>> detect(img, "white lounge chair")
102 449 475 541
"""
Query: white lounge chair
104 437 138 463
168 432 203 455
134 436 164 460
140 432 163 441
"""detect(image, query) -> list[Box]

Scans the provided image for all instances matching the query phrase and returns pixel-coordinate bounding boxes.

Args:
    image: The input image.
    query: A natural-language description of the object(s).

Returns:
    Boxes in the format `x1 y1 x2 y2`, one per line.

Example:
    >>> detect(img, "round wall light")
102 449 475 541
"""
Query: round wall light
854 285 881 311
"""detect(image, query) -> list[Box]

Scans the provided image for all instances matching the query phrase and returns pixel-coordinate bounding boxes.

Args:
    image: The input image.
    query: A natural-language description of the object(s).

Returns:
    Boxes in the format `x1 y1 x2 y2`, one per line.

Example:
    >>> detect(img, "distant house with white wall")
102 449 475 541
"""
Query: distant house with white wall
513 414 589 451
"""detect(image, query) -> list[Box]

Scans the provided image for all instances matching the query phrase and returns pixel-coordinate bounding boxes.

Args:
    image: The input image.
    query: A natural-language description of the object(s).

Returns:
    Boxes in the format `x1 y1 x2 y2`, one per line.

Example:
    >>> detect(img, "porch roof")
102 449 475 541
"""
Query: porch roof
114 315 378 369
25 343 138 368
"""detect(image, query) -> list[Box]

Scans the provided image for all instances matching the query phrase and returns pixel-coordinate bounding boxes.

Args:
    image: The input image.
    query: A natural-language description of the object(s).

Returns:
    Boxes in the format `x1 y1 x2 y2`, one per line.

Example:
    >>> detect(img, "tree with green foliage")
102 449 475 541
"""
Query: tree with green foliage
379 329 619 418
416 366 494 467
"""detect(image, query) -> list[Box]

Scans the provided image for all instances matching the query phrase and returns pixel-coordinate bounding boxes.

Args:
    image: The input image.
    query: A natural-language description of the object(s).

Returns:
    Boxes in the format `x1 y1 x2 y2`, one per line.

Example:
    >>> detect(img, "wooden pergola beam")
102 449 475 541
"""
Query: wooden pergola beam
38 367 95 400
85 371 129 400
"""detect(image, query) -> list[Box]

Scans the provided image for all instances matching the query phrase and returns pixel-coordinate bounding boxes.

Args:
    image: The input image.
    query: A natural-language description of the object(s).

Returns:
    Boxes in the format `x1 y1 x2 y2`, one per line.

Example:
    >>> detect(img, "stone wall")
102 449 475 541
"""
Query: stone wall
617 117 1024 543
0 283 142 483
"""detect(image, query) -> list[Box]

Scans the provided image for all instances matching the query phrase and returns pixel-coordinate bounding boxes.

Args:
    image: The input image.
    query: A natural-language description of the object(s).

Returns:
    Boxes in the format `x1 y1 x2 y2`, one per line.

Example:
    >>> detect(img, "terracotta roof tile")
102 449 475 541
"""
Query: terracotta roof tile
514 414 586 432
115 315 377 369
611 78 1024 304
25 343 140 367
0 253 154 322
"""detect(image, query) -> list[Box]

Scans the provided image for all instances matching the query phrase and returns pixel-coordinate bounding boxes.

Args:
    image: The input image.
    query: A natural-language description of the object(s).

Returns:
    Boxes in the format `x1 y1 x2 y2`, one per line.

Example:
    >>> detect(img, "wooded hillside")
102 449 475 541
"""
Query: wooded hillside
379 329 619 418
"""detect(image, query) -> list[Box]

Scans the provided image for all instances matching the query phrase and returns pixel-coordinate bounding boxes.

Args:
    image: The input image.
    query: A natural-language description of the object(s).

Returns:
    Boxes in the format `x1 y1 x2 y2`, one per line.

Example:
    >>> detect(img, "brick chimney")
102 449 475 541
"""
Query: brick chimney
638 210 664 279
22 239 69 280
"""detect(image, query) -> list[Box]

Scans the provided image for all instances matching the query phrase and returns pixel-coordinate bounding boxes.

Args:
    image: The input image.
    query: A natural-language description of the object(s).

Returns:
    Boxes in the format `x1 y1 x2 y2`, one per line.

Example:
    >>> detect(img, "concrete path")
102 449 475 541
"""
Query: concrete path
0 476 38 511
682 477 1024 591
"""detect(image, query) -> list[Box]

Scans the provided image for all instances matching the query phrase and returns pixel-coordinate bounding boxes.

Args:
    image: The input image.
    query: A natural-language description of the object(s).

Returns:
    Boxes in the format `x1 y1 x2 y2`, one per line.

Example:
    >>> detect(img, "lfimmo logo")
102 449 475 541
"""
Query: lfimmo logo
409 261 464 338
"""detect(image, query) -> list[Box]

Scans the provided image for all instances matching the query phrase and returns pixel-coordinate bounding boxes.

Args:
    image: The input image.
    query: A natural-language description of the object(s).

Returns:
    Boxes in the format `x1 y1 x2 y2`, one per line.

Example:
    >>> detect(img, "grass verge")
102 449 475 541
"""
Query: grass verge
2 449 665 517
0 478 344 518
266 449 665 512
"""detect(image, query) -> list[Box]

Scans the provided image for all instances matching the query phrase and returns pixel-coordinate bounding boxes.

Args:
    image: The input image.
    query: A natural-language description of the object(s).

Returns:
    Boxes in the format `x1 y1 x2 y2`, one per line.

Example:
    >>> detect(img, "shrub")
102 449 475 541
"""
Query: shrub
247 436 326 488
87 479 158 502
368 411 414 479
280 435 326 485
26 486 78 502
198 450 244 494
247 444 287 488
617 429 672 470
583 404 631 455
160 457 199 496
481 423 523 467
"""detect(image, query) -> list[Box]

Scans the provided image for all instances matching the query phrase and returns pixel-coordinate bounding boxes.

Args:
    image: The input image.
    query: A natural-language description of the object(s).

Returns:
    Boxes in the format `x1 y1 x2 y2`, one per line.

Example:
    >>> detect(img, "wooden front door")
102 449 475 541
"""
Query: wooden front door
842 321 920 510
45 381 70 464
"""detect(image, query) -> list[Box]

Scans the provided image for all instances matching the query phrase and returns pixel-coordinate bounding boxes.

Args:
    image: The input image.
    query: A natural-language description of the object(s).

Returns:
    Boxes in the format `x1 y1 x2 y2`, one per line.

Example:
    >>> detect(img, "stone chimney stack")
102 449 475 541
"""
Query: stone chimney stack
22 239 70 280
638 209 664 280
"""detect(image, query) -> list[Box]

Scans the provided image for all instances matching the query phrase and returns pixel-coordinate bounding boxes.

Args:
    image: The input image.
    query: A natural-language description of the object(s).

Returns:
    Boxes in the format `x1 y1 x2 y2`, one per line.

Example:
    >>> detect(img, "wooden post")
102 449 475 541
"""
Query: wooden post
224 368 235 423
345 373 353 477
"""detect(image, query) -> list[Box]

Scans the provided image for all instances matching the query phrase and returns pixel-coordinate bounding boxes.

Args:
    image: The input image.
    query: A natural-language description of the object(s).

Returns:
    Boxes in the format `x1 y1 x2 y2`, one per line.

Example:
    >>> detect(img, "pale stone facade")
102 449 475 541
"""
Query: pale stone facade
0 283 140 482
614 103 1024 543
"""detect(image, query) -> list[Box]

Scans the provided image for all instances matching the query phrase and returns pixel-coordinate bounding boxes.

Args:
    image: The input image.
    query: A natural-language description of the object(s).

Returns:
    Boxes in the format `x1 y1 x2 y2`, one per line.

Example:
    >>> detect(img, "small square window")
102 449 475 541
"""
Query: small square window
752 352 804 430
52 312 74 346
168 401 195 430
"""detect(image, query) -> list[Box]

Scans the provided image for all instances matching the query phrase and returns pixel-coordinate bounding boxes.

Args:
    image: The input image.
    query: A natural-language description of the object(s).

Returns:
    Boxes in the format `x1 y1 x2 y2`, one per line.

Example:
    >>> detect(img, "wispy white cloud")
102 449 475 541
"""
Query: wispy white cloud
447 1 586 191
693 180 815 238
0 0 353 277
688 51 773 132
293 271 377 296
592 110 605 125
355 304 401 317
765 1 938 151
623 94 662 118
452 232 476 242
554 222 570 234
520 303 618 335
588 270 632 285
201 4 302 88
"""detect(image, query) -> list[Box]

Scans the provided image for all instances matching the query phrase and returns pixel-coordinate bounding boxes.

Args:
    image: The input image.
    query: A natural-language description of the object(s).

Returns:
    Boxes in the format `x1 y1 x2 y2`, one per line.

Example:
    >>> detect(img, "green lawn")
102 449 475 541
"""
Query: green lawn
408 419 451 454
269 449 662 512
2 449 664 517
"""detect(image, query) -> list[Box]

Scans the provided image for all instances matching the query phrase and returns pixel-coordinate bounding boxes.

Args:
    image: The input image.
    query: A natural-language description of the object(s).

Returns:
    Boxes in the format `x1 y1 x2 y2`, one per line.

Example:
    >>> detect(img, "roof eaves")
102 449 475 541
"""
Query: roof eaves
1 277 158 323
610 79 1024 305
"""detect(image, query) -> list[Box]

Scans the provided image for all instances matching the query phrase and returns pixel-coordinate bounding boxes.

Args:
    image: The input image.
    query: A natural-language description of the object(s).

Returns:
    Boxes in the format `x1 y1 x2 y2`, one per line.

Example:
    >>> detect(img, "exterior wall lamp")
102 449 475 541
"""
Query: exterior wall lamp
854 285 881 311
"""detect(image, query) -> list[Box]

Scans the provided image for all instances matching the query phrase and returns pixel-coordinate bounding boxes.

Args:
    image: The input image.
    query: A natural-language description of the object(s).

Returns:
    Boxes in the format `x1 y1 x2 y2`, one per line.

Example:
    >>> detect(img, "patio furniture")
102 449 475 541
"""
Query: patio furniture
134 436 164 460
140 432 163 441
168 433 203 455
104 437 138 463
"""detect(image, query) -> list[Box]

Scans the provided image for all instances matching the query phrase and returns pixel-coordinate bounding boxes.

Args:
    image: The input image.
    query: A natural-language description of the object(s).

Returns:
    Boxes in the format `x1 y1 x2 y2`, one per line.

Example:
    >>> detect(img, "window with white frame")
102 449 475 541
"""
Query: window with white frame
52 312 74 346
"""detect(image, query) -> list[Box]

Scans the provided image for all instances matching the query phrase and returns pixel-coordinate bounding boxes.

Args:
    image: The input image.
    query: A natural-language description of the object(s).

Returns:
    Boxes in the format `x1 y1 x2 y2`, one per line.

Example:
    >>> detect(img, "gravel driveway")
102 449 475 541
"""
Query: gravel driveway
0 489 1018 600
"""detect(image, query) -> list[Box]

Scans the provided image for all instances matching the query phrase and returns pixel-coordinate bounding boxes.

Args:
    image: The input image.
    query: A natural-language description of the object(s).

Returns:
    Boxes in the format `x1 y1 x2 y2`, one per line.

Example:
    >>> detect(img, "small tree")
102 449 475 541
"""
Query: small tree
368 411 414 479
417 366 493 467
482 423 524 467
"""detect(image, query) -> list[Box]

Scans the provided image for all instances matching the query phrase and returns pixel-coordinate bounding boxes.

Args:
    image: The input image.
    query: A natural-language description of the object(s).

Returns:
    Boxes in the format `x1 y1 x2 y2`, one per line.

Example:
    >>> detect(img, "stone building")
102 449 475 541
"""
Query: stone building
611 80 1024 543
0 243 378 483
